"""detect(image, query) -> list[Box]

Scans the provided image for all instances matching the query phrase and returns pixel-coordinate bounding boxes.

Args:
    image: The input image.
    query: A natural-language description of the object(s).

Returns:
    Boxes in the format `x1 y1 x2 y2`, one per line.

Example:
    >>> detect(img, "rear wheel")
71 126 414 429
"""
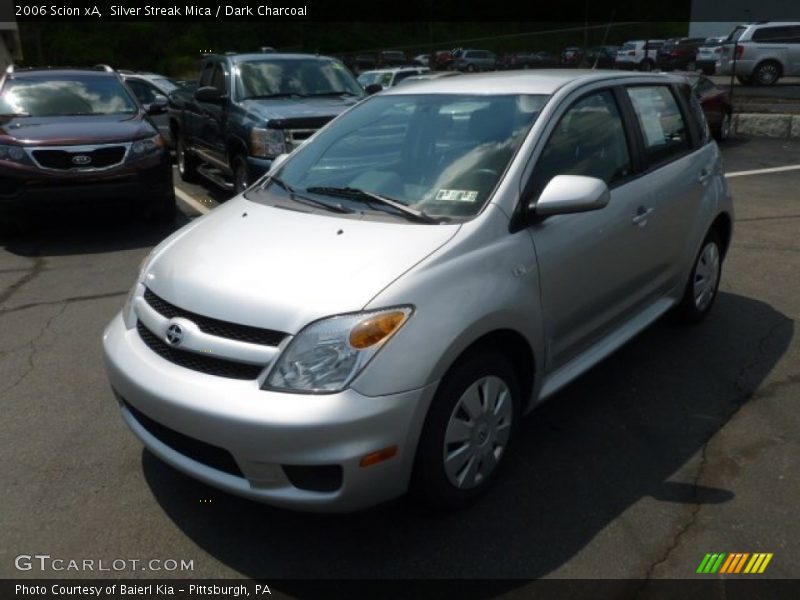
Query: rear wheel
639 58 654 72
753 61 781 86
676 230 723 324
715 112 732 141
465 63 476 73
686 60 697 71
176 133 199 183
411 351 519 509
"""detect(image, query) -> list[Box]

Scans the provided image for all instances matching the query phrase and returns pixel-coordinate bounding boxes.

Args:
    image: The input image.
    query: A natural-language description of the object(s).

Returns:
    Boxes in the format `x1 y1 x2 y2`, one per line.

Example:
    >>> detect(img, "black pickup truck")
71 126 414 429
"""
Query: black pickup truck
168 53 365 193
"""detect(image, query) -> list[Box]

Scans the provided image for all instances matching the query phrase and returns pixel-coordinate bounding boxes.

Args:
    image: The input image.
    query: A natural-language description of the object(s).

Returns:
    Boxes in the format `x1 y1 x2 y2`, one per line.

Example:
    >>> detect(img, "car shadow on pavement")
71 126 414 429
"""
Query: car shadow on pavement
0 208 192 257
142 291 792 588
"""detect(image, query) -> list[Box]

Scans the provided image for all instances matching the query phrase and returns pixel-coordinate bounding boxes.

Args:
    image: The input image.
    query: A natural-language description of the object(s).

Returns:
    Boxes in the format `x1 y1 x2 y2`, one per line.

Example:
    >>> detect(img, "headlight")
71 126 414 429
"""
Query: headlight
122 251 154 329
250 127 285 158
0 145 26 161
265 307 413 393
122 282 140 329
130 134 165 156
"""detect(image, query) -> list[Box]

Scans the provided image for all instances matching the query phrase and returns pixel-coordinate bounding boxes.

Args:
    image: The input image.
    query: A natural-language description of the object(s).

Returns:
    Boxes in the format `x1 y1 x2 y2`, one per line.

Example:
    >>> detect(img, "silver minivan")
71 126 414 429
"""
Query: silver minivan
103 71 733 512
718 22 800 85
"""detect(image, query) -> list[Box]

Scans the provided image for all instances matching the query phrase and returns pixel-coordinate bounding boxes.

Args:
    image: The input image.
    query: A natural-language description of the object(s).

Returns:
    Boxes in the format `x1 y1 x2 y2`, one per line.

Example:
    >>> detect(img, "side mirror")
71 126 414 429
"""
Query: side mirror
365 83 383 95
146 94 168 115
194 86 226 104
530 175 609 217
269 153 289 172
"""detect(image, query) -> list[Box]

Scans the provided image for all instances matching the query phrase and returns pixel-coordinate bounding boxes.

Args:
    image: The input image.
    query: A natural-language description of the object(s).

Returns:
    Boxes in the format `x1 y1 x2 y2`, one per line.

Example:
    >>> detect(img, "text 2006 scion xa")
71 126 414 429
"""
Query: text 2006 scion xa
103 71 733 512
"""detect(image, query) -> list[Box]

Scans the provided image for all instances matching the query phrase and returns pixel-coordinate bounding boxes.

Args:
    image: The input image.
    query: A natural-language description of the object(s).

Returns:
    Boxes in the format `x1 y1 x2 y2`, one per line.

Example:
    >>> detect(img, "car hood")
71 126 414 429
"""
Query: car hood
239 96 361 124
0 114 154 145
144 197 460 335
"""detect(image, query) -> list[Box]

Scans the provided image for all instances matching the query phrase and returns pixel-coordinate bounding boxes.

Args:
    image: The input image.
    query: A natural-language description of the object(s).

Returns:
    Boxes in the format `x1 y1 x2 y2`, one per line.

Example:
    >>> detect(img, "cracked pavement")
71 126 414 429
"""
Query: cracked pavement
0 138 798 585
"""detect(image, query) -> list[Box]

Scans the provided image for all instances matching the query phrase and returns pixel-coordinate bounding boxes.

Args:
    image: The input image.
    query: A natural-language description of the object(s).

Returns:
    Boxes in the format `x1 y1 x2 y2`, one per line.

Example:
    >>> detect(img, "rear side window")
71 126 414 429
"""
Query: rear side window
626 86 690 165
529 90 632 199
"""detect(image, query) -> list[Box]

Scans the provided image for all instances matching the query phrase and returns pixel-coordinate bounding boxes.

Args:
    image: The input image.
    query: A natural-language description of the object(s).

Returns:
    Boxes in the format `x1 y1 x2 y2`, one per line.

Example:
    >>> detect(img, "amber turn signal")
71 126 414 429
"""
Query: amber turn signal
348 311 407 349
359 445 398 468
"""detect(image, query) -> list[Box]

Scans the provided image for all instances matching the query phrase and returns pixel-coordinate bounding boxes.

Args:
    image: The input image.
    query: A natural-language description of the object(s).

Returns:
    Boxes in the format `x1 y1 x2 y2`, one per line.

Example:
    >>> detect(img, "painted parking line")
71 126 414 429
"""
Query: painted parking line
174 187 211 215
726 164 800 179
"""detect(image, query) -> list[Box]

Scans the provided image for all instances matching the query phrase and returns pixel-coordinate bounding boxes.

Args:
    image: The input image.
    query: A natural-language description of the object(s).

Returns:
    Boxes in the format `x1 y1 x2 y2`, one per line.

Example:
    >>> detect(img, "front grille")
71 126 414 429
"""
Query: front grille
144 288 287 347
32 146 127 170
124 400 244 478
137 321 263 380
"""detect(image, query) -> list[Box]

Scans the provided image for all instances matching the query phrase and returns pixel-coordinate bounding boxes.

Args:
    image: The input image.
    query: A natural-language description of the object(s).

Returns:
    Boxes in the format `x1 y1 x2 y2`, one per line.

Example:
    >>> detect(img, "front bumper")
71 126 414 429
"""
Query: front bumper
102 313 434 512
0 153 172 213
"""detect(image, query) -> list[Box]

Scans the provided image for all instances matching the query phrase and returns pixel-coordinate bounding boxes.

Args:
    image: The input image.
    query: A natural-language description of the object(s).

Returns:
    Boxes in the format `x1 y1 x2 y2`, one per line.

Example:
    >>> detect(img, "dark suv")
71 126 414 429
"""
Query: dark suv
0 66 174 219
656 38 707 71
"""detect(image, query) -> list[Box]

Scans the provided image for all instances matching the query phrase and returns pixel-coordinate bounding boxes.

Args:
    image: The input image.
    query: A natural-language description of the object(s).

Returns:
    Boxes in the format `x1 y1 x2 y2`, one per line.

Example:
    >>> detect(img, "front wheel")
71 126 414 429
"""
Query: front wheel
411 351 519 509
232 154 249 195
676 230 723 324
176 133 199 183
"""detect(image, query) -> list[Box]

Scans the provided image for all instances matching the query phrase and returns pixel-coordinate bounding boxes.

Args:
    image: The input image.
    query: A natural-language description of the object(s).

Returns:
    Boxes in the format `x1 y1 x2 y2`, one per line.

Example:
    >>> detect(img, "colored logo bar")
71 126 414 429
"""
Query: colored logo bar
697 553 773 574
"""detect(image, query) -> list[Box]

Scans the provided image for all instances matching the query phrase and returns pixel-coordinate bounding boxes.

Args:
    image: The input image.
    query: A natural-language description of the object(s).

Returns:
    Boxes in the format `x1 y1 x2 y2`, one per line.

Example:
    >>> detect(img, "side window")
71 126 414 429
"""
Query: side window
210 65 227 94
528 90 632 200
126 80 156 104
752 26 788 43
626 86 690 165
199 63 214 87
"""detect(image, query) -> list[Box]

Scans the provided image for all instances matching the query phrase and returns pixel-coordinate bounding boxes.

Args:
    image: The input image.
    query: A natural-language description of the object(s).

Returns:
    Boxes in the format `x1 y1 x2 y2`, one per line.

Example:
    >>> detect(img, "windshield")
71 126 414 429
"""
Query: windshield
0 76 138 117
151 78 179 92
358 72 392 87
261 93 549 220
234 59 363 99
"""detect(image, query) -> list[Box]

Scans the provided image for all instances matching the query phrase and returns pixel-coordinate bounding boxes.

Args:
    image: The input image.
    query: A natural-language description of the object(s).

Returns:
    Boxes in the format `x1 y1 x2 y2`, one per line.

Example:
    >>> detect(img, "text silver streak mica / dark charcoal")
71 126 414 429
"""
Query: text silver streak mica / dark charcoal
103 70 733 512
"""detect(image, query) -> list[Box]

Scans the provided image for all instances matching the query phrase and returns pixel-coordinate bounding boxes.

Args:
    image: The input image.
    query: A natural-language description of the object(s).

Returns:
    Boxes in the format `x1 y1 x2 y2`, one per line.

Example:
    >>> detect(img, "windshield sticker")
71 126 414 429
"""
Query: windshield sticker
435 189 478 202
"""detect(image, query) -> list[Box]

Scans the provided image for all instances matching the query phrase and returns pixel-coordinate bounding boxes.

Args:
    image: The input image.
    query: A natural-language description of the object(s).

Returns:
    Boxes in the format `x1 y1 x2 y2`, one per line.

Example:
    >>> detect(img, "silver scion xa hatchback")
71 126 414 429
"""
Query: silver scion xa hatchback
103 71 733 512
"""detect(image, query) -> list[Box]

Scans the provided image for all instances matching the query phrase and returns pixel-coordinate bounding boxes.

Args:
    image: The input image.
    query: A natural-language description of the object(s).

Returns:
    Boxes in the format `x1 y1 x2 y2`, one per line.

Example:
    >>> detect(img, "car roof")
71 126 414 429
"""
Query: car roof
6 68 118 79
360 67 427 74
382 69 667 96
224 53 339 64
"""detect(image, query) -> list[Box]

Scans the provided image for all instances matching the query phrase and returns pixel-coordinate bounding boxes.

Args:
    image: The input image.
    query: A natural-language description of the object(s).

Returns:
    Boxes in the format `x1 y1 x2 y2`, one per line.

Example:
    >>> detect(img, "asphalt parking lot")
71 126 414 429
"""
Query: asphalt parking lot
1 137 798 586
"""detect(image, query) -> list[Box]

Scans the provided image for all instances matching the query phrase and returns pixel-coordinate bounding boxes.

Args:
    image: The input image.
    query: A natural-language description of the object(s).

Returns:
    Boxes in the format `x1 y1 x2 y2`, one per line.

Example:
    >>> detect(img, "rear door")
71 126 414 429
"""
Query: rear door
194 61 230 170
623 83 712 293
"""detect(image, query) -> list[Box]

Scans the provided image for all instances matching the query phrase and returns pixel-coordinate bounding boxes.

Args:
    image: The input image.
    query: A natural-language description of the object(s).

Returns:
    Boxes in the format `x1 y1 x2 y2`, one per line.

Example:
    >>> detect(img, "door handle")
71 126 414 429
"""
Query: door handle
632 206 654 226
699 167 712 182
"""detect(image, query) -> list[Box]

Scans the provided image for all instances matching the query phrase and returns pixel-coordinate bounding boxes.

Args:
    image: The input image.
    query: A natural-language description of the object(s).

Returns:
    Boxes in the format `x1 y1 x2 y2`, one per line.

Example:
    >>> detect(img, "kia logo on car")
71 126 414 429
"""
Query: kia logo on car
71 155 92 165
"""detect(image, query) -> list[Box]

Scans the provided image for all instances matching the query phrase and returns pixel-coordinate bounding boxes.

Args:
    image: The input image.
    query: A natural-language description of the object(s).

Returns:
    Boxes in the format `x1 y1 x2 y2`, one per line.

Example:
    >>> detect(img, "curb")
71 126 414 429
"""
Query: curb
733 113 800 139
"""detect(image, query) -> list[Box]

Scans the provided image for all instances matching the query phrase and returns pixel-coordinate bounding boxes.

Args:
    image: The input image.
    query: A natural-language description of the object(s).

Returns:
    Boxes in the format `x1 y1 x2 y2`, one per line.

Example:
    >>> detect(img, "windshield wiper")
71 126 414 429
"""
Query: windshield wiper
267 176 353 214
304 91 359 97
242 93 306 100
305 186 439 224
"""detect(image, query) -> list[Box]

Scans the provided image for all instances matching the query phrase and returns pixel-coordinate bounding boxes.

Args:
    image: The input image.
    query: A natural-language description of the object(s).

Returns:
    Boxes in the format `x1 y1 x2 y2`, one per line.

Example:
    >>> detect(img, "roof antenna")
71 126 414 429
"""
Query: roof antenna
593 10 616 69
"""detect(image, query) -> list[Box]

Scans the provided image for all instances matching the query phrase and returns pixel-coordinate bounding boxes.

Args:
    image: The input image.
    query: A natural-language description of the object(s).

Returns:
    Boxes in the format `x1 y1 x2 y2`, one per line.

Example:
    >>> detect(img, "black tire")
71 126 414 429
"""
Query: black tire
752 60 781 86
465 63 476 73
676 229 724 324
639 58 654 72
411 350 520 509
176 132 199 183
713 112 732 142
232 154 249 195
